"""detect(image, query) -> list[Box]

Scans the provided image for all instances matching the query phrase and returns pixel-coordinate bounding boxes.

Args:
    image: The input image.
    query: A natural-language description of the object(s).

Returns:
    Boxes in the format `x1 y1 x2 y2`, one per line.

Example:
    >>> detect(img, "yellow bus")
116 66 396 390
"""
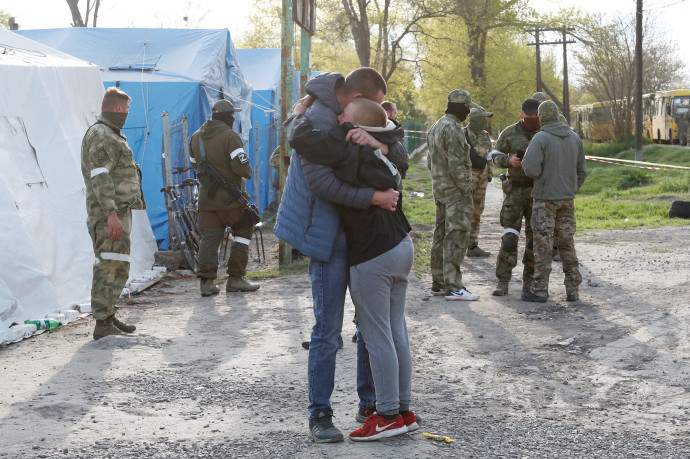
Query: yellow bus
590 102 614 142
646 89 690 145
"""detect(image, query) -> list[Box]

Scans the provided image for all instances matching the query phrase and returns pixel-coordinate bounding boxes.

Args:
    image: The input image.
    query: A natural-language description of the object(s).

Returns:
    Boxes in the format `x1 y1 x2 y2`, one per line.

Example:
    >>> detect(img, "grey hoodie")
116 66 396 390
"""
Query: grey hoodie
522 120 588 200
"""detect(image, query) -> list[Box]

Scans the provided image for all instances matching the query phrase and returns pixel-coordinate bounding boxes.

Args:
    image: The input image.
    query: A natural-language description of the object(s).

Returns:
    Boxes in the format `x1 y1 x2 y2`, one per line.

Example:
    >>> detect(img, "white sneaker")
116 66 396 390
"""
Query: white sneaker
445 288 479 301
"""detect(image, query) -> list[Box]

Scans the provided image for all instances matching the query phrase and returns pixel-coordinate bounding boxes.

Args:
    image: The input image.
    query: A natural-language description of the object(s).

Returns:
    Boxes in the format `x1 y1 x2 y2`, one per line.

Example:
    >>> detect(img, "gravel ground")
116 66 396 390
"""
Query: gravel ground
1 183 689 458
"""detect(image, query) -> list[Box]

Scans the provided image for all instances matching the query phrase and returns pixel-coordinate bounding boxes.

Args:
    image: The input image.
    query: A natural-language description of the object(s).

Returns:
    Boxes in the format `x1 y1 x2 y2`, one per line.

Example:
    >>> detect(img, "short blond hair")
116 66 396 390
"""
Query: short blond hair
102 87 131 112
350 98 388 128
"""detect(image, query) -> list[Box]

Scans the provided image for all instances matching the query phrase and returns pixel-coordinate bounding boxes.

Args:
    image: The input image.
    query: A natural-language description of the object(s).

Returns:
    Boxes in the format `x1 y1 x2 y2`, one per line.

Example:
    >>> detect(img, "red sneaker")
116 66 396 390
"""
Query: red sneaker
349 412 407 441
401 410 419 432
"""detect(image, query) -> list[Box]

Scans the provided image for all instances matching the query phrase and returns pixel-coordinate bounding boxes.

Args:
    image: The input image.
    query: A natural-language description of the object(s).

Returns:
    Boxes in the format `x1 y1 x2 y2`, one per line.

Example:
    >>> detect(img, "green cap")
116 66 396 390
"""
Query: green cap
531 92 548 103
448 89 479 109
538 100 560 123
469 106 493 118
213 99 241 113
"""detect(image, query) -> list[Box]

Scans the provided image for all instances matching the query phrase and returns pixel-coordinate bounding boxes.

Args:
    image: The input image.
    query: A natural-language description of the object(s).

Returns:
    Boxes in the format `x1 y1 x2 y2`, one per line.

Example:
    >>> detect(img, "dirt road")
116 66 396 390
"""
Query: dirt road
1 184 689 458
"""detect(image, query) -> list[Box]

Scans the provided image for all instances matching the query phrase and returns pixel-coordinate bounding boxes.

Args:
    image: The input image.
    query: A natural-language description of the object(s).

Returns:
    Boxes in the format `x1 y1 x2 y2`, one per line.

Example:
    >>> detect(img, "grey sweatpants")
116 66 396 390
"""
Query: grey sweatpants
349 235 414 416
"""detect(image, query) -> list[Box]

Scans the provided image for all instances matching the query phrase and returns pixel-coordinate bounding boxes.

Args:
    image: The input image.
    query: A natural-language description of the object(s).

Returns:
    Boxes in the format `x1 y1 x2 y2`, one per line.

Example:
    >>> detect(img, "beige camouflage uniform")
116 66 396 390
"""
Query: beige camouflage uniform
464 107 494 251
427 90 478 293
81 114 144 320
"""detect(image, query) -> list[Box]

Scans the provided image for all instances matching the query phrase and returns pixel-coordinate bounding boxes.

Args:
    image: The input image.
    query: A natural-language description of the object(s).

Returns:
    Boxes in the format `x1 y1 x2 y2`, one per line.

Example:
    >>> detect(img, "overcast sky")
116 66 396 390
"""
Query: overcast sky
1 0 688 83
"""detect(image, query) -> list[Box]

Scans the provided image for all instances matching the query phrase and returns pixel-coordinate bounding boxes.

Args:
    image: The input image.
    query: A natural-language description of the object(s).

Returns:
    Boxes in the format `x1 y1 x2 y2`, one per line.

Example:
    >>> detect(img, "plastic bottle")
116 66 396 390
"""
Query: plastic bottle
24 319 60 330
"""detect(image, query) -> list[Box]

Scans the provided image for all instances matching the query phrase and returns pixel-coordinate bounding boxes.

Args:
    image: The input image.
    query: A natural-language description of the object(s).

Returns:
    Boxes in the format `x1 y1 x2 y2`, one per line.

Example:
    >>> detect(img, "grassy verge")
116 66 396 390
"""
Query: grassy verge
577 136 690 229
246 258 309 279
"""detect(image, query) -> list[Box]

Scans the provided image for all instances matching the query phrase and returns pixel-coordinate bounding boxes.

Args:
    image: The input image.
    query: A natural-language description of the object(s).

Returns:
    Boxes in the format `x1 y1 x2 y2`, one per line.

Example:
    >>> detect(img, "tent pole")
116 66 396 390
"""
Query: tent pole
161 111 175 248
279 0 295 266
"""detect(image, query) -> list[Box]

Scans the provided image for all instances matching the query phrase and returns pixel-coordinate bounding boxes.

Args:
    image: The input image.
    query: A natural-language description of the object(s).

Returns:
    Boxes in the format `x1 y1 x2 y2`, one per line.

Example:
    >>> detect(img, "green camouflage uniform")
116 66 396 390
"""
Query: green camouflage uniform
492 121 537 286
465 125 493 248
427 89 478 292
522 101 587 297
685 109 690 146
190 119 254 280
81 113 144 320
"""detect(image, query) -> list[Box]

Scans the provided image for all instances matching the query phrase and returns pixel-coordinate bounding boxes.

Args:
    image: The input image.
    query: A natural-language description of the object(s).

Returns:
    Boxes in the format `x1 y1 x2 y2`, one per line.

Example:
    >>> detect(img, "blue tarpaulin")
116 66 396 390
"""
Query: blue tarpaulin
18 28 254 249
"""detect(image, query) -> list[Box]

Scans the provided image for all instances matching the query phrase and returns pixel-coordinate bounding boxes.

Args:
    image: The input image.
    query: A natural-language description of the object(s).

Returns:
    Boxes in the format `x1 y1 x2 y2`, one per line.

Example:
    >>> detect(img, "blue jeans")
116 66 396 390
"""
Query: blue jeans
307 229 375 419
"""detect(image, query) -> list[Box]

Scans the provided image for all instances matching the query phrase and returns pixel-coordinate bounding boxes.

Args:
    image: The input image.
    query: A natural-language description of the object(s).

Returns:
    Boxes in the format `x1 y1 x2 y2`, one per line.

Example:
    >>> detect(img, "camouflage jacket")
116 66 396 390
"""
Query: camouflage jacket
492 121 537 180
190 120 252 211
81 114 144 219
465 127 494 180
427 113 472 206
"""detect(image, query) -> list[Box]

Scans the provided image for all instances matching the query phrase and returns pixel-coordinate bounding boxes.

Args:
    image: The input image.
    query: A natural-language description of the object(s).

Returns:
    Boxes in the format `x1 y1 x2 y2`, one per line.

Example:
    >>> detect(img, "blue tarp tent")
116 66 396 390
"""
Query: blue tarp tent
236 48 281 212
18 28 254 249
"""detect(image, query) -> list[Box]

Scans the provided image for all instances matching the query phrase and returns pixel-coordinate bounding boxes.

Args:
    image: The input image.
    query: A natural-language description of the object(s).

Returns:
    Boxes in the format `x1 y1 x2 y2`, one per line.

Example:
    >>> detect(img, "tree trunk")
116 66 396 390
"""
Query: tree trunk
467 24 488 92
65 0 86 27
93 0 101 27
341 0 371 67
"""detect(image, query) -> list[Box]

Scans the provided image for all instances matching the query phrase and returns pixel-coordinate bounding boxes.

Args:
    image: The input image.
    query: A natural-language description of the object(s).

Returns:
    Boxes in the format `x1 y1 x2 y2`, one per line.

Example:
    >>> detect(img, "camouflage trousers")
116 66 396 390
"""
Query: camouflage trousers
469 170 489 248
496 187 534 283
88 208 132 320
197 208 254 280
530 199 582 297
430 198 473 292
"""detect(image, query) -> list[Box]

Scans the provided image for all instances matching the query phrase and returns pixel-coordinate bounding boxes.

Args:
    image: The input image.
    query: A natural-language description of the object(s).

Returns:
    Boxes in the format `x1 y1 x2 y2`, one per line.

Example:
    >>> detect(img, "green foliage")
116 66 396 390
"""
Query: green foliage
0 9 10 29
617 170 651 190
236 0 281 48
401 162 435 226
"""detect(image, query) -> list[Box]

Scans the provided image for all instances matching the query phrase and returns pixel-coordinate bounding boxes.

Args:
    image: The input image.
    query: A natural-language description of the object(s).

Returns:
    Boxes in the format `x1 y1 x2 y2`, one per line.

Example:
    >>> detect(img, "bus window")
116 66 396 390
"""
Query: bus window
673 96 690 116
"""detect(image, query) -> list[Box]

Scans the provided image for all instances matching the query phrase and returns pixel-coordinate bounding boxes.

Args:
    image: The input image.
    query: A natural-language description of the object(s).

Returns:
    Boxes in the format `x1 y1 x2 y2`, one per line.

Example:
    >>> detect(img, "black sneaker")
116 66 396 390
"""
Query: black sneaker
355 406 377 423
309 412 344 443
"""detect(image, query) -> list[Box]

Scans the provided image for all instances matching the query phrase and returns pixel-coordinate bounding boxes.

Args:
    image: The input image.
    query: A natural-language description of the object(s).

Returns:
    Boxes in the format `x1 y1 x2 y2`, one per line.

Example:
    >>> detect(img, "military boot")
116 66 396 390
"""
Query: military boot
200 279 220 297
110 315 136 333
226 276 260 292
492 280 509 296
466 245 491 258
93 318 123 340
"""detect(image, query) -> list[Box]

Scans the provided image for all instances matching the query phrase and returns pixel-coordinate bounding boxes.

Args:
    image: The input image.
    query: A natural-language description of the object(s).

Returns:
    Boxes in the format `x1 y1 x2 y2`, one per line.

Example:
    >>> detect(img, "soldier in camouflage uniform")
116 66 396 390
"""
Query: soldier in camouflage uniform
190 99 259 296
490 99 541 296
427 89 480 301
81 87 144 340
521 101 588 302
464 106 494 258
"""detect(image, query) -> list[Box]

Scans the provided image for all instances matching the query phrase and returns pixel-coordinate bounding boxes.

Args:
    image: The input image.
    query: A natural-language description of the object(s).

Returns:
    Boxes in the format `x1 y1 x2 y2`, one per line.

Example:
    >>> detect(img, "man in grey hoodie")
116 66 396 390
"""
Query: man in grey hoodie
521 101 588 303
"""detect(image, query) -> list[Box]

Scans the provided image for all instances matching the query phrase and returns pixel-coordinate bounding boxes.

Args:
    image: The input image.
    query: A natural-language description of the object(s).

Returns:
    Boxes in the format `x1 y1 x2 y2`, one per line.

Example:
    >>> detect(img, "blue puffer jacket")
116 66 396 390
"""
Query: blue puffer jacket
274 72 373 262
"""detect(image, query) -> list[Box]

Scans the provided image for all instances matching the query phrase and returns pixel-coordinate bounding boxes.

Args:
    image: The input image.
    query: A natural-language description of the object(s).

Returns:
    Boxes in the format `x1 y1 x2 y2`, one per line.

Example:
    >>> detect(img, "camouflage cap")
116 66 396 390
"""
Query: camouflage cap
212 99 241 113
531 92 548 103
558 114 568 124
448 89 480 109
538 100 560 123
469 106 493 118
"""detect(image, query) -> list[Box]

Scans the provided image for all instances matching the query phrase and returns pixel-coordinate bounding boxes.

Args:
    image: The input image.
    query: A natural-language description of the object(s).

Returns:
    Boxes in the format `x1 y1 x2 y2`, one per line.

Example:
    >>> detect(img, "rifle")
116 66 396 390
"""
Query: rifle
197 136 261 226
197 160 261 224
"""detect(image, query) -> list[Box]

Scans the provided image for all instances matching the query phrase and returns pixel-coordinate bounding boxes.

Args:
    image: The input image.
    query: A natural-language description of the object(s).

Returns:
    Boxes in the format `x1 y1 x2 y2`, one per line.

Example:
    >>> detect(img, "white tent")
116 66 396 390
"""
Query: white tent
0 30 158 343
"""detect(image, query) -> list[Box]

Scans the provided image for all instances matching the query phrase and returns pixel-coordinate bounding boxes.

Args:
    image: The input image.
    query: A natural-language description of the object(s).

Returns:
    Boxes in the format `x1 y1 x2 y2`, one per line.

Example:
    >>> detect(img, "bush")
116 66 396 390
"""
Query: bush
617 170 652 190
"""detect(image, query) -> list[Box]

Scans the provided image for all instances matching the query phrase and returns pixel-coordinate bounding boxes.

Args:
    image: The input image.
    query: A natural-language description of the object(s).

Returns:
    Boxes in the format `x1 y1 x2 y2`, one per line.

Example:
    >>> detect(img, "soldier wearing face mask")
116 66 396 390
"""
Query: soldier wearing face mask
464 106 494 258
426 89 481 301
190 99 259 296
490 98 541 297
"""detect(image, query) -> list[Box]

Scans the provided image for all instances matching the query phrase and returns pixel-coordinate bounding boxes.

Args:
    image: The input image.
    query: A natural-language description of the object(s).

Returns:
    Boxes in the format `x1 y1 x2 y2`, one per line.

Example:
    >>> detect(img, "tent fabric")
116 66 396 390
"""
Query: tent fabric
18 28 254 248
0 30 156 334
236 49 281 212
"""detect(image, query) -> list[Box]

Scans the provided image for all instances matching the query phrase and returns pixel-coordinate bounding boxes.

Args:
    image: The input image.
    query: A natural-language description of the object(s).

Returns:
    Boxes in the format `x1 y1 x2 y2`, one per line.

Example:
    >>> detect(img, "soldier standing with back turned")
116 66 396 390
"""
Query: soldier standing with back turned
427 89 480 301
81 87 143 340
190 100 259 296
464 106 494 258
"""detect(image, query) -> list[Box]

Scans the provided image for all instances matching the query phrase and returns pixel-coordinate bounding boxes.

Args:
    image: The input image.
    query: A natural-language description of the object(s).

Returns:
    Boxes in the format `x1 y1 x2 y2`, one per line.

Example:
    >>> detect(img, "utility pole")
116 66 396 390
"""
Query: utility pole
279 0 295 266
526 27 575 121
634 0 643 161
